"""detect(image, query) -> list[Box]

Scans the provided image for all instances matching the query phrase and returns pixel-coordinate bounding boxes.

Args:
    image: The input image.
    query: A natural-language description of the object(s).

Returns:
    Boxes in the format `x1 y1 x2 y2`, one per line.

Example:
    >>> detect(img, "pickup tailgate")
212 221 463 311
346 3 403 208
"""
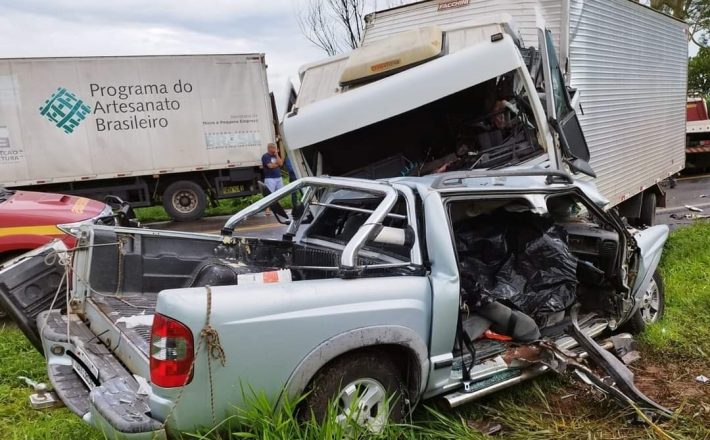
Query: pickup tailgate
0 240 68 352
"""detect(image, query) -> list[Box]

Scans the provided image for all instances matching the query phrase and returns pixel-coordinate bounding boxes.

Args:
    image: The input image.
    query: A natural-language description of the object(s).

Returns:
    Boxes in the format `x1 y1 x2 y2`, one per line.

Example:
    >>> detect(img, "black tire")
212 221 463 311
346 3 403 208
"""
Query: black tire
639 192 657 227
624 270 665 334
162 180 207 222
302 350 408 432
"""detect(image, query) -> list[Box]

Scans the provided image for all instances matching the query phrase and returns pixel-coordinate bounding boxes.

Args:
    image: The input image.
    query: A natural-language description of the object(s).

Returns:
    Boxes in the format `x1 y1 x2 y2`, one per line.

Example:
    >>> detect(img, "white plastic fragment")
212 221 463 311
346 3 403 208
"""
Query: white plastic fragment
116 314 154 328
696 375 709 384
685 205 703 212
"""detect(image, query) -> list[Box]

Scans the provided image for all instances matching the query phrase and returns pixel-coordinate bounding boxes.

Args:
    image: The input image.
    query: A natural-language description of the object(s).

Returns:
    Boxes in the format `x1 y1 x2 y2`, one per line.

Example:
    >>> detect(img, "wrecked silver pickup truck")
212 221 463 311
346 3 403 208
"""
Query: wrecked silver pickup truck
0 170 669 439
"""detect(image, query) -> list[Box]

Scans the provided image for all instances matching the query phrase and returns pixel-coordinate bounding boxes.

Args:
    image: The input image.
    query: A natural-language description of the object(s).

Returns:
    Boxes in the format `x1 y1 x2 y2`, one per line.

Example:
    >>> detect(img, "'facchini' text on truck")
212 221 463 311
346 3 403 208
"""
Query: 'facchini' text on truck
0 54 278 221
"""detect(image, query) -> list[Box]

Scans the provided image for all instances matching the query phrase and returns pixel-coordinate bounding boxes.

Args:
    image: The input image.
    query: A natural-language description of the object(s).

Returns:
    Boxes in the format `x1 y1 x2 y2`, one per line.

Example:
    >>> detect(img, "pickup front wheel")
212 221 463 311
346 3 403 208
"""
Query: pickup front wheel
303 350 407 433
625 270 665 334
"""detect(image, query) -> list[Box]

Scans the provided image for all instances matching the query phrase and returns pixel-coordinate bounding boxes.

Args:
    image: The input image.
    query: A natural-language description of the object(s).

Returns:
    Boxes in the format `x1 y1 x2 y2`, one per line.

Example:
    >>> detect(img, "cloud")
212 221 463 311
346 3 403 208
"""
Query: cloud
0 1 325 113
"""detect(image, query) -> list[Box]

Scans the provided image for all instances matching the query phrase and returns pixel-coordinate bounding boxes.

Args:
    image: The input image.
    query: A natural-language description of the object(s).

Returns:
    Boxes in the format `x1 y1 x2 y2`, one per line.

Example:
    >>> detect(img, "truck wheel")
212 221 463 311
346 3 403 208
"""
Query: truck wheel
639 192 657 227
624 270 665 334
303 350 407 433
163 181 207 222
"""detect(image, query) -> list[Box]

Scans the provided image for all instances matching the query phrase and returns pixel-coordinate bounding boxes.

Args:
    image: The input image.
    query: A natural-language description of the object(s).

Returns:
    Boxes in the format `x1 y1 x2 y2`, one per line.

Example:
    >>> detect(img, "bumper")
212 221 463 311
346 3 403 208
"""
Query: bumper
38 310 166 440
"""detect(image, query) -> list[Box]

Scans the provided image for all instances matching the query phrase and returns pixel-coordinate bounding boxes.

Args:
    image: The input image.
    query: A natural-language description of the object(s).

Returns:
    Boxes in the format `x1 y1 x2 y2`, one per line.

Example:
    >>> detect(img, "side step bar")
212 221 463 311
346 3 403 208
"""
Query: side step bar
442 339 613 408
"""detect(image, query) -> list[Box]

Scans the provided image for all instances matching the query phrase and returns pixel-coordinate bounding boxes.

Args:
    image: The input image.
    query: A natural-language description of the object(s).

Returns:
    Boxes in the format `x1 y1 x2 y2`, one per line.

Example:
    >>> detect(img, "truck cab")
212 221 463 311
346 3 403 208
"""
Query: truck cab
283 19 594 183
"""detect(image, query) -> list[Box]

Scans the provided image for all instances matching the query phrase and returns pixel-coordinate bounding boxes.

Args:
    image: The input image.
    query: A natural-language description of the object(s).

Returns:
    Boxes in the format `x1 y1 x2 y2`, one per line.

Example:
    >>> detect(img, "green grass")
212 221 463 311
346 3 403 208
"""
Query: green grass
135 195 264 223
643 220 710 359
135 187 296 223
189 377 708 440
0 324 101 440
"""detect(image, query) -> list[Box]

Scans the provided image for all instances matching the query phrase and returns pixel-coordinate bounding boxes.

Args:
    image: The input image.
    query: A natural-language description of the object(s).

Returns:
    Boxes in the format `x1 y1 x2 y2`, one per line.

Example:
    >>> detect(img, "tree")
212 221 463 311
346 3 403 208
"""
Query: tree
689 46 710 95
298 0 410 55
298 0 367 56
643 0 710 47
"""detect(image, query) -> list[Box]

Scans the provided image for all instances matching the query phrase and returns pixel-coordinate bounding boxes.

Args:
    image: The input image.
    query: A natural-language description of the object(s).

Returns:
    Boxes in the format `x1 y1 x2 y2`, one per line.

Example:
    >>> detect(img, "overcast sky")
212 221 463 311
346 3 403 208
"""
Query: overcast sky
0 0 697 110
0 0 328 113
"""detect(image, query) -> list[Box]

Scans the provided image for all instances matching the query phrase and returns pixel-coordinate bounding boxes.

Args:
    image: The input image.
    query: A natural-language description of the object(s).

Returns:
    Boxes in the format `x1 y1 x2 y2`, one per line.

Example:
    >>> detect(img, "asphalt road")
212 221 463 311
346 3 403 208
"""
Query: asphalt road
146 175 710 235
656 174 710 230
145 211 287 238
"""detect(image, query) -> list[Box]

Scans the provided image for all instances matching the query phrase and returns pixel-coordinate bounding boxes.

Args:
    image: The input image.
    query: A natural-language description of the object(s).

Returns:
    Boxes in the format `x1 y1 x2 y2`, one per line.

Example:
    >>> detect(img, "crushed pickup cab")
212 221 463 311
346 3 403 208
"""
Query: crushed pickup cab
0 170 670 439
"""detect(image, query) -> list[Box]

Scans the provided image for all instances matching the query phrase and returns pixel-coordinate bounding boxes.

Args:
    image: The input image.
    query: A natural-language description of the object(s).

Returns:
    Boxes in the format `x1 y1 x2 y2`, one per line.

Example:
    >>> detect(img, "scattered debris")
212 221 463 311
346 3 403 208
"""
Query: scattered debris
18 376 63 410
116 314 154 328
696 375 708 384
467 419 503 435
669 213 710 220
685 205 704 212
700 194 708 198
611 334 641 365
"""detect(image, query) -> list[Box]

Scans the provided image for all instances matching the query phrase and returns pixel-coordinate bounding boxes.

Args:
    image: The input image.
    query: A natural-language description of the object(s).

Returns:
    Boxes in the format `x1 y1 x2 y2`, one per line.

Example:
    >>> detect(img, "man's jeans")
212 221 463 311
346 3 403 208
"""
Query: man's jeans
264 177 285 194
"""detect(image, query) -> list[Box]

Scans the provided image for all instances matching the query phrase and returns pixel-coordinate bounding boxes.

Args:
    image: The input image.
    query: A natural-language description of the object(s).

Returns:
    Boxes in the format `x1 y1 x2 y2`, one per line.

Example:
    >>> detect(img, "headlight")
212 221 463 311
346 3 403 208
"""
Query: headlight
94 204 115 225
57 204 114 237
56 219 91 237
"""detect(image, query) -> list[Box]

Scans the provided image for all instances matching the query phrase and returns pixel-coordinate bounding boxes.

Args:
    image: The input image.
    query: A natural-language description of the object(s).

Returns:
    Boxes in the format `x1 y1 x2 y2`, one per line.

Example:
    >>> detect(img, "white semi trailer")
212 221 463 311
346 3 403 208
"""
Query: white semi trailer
284 0 687 226
0 54 277 221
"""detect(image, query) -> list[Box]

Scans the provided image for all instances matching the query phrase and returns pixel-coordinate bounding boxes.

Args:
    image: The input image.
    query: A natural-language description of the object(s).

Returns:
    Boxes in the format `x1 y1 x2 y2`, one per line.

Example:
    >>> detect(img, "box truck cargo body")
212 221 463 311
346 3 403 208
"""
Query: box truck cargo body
0 54 277 221
286 0 687 226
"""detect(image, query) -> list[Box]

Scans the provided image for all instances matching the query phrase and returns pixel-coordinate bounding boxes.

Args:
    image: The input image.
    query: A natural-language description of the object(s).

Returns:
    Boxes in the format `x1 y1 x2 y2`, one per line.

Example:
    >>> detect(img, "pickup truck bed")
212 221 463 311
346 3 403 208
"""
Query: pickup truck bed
92 294 157 357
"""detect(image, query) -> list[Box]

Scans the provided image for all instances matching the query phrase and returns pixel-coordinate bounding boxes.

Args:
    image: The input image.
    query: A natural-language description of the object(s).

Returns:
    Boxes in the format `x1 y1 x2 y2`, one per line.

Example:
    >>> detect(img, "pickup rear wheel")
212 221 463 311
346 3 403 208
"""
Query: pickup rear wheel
303 350 407 433
625 270 665 334
162 180 207 222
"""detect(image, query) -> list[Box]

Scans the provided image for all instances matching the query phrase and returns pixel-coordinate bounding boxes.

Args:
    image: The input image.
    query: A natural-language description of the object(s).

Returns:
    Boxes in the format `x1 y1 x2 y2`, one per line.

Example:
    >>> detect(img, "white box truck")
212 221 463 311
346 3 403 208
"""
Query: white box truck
283 0 687 226
0 54 277 221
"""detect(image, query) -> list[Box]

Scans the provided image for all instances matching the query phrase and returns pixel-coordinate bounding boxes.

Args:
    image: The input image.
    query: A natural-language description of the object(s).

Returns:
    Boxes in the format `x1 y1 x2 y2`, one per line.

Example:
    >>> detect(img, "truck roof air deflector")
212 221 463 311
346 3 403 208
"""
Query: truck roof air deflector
339 26 443 86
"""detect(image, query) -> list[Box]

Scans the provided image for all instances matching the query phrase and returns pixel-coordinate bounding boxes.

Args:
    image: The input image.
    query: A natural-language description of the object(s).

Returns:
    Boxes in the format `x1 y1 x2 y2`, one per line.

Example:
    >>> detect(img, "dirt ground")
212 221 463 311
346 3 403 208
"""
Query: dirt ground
633 353 710 419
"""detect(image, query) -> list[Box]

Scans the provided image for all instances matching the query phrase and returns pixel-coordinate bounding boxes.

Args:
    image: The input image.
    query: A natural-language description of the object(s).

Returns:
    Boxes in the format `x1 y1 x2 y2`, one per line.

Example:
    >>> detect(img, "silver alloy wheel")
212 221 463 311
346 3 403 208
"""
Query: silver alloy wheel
336 378 389 433
172 189 197 214
640 277 661 324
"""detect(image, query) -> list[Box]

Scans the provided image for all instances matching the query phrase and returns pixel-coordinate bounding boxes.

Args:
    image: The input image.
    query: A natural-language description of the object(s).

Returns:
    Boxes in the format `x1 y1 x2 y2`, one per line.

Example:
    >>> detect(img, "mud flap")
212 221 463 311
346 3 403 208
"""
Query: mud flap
0 241 68 353
539 306 671 419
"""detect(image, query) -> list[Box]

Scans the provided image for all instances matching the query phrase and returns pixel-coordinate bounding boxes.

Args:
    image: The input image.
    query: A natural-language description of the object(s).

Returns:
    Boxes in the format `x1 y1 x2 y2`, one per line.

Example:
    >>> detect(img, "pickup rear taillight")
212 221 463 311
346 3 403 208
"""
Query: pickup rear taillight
150 313 194 388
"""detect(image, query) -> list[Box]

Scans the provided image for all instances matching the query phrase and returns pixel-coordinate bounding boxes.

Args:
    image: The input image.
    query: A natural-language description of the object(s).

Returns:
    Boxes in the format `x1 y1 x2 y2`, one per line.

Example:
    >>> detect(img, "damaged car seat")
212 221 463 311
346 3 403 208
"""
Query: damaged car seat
462 301 541 342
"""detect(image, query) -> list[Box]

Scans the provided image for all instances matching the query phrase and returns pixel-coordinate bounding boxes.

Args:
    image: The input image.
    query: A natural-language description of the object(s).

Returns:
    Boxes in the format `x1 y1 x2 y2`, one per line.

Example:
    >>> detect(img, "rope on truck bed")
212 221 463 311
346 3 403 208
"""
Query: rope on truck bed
157 285 226 436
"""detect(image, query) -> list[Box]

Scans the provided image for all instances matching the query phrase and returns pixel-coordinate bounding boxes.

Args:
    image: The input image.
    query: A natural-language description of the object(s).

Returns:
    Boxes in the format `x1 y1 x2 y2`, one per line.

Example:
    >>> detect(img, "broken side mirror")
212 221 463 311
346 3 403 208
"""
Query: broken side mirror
104 195 138 227
548 117 596 178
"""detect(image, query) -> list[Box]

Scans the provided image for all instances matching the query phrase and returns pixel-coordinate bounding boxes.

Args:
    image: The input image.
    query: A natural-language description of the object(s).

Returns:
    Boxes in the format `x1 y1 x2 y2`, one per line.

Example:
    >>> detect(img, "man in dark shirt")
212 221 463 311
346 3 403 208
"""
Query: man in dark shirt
261 142 284 193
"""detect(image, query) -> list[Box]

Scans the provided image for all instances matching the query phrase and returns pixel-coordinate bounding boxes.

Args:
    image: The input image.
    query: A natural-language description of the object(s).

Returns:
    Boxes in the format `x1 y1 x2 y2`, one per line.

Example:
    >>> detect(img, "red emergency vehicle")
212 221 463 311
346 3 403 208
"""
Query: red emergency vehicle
0 187 112 261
